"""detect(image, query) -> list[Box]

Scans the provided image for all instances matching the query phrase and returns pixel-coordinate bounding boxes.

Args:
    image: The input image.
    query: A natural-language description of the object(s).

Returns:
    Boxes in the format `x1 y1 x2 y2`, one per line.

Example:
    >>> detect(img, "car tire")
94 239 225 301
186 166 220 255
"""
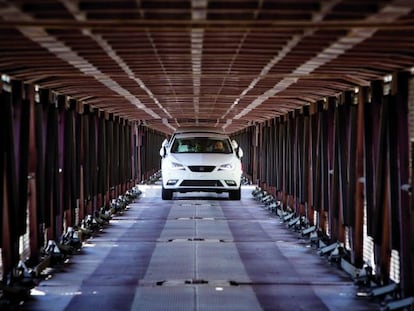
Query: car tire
229 188 241 200
162 187 173 200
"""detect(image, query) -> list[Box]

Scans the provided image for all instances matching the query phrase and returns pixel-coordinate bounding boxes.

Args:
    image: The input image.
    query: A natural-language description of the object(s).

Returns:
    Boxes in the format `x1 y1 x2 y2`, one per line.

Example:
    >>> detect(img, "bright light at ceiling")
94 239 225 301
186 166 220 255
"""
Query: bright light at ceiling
383 74 392 83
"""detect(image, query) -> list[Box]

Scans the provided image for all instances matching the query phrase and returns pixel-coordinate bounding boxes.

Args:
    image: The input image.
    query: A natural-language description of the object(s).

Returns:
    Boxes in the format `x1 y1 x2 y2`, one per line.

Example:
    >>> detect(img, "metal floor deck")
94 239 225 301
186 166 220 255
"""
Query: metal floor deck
23 185 378 310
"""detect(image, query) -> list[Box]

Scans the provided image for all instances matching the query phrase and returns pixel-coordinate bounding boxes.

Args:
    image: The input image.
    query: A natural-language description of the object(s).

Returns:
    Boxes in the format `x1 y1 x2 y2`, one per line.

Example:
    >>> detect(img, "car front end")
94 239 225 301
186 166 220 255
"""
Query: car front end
160 132 243 200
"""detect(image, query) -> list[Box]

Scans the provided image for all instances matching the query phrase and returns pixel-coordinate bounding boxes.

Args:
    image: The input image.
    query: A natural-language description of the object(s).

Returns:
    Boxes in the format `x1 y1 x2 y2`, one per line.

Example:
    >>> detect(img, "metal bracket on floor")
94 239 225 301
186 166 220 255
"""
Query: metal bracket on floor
264 198 281 213
271 201 282 214
340 258 362 279
287 216 300 228
261 194 274 205
380 296 414 311
301 225 316 237
310 231 320 247
357 283 398 299
251 186 262 197
253 188 265 201
293 216 308 231
371 283 398 298
318 241 340 256
354 266 374 287
283 212 295 222
33 256 51 277
266 201 277 211
327 243 345 263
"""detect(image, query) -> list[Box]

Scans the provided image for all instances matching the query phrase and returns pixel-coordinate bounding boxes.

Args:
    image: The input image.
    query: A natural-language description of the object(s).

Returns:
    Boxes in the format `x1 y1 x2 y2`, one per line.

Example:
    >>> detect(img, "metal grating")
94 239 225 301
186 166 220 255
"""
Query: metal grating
0 1 414 134
180 179 224 187
188 165 216 172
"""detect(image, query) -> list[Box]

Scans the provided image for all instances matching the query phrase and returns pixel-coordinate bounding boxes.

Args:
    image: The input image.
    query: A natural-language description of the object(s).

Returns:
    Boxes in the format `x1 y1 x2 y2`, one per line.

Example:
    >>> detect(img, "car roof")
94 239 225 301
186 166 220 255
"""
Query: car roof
173 132 229 139
173 126 225 134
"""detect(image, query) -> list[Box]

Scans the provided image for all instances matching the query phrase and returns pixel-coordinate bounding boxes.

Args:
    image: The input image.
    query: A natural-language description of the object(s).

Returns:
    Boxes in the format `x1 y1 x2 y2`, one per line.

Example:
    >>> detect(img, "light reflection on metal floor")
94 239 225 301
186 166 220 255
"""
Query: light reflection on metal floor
23 185 378 310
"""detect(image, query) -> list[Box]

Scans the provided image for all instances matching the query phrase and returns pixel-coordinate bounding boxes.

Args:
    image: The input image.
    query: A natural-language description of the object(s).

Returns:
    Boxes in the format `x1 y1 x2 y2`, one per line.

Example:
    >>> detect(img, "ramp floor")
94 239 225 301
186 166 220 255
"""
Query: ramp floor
23 185 378 310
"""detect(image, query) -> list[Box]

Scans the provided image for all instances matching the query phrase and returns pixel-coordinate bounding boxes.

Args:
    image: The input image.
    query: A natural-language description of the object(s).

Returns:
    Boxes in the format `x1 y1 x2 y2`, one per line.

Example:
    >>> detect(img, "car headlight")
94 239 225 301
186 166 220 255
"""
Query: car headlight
170 161 185 170
219 163 234 171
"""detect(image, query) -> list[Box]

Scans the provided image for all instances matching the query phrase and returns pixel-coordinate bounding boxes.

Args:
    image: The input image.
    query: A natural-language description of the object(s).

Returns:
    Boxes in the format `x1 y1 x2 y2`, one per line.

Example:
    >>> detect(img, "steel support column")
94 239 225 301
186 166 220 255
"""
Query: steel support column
392 72 412 295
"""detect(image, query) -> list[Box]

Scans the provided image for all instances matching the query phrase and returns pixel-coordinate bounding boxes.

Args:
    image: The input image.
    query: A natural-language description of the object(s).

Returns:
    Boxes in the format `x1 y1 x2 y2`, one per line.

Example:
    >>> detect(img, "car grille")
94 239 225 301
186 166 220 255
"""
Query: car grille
188 165 216 172
180 180 224 187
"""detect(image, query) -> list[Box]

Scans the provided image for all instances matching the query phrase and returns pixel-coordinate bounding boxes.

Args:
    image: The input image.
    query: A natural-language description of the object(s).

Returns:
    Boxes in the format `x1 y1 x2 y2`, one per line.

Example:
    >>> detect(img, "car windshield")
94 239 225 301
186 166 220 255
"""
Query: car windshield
171 137 232 154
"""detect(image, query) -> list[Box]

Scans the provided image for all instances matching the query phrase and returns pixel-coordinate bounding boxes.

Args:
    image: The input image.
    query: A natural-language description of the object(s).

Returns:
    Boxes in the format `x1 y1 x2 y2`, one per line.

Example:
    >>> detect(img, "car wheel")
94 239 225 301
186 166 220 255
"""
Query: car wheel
229 188 241 200
162 187 173 200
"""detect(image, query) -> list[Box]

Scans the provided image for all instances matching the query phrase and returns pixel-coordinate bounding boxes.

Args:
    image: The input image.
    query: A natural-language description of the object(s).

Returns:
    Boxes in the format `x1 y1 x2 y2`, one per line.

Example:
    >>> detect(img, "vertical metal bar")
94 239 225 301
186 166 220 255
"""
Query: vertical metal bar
326 98 336 237
353 87 368 267
122 120 127 190
106 114 114 197
374 95 389 244
265 121 269 188
275 118 281 192
331 102 340 239
141 126 146 180
310 105 319 219
89 111 98 202
118 119 124 191
269 119 275 190
320 102 329 213
247 127 251 179
286 112 293 197
132 122 138 182
1 84 20 278
74 101 81 218
280 118 286 197
13 81 30 237
126 123 132 187
302 106 310 205
44 93 58 236
56 95 65 234
264 123 269 188
337 93 350 226
313 102 323 212
97 112 106 205
63 98 73 214
364 81 382 237
345 93 358 260
137 124 142 182
50 95 61 237
26 84 40 258
285 116 290 195
373 94 391 278
69 100 78 219
35 90 46 237
410 141 414 295
296 109 304 203
261 122 268 188
251 125 258 182
0 88 4 248
82 105 91 214
392 72 412 294
387 94 399 249
345 92 357 226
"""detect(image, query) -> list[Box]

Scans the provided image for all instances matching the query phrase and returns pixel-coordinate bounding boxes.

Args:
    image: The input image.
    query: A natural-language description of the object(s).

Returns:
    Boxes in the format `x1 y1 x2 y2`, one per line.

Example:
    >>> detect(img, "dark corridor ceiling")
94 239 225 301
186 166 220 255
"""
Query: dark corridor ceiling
1 0 414 134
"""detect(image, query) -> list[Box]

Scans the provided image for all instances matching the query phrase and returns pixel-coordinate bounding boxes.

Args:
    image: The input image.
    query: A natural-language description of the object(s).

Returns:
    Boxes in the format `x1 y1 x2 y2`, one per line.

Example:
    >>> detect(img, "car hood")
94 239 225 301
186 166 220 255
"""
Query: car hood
169 153 236 166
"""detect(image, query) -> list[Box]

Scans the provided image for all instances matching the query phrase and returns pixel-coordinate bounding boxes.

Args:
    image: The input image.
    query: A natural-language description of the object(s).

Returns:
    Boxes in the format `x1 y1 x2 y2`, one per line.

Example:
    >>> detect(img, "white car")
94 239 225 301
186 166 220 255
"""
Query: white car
159 128 243 200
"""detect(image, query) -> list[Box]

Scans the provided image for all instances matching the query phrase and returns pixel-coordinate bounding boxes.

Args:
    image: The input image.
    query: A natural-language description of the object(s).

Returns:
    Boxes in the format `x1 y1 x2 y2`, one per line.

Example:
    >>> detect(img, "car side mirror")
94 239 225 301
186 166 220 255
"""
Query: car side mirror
159 147 166 158
231 140 243 158
231 140 238 149
237 147 243 158
160 139 169 157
